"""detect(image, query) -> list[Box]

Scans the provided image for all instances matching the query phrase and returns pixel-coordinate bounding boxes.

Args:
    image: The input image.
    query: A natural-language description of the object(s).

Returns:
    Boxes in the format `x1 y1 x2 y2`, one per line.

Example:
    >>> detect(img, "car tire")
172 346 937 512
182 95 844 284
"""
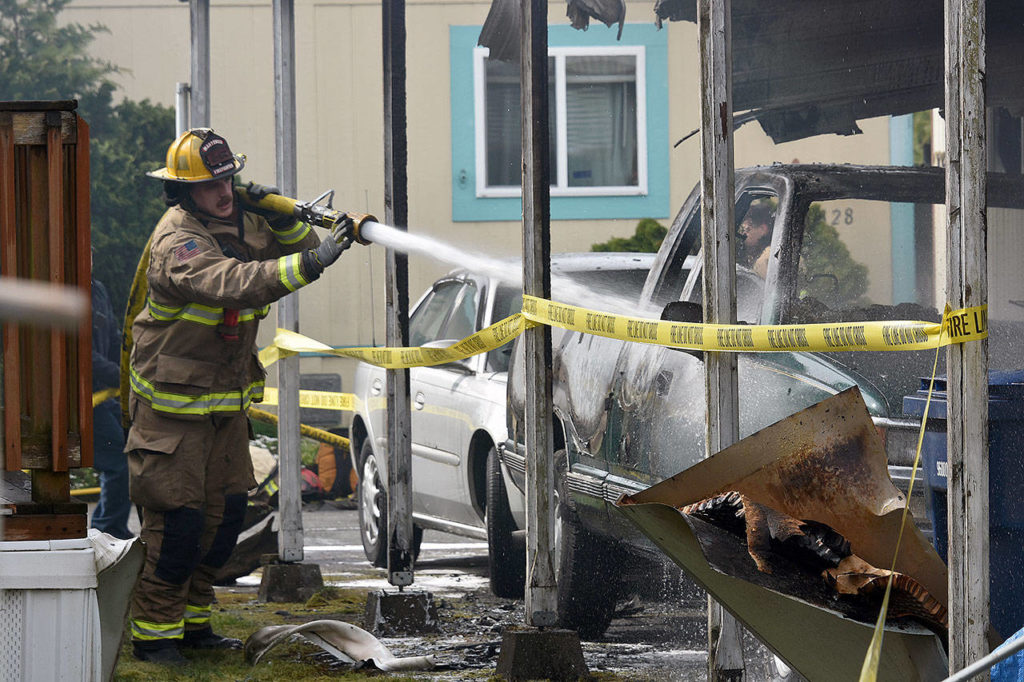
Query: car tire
357 439 388 567
554 449 619 639
357 439 424 568
486 446 525 598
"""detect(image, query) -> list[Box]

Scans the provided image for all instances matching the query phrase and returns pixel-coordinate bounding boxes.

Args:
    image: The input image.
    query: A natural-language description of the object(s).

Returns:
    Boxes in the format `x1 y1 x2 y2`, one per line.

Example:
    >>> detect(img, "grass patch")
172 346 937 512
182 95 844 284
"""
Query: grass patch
113 587 378 681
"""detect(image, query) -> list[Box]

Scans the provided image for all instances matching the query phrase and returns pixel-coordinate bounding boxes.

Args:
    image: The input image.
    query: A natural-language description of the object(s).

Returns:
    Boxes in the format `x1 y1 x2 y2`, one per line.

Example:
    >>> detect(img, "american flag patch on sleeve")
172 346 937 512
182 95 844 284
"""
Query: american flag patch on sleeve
173 239 200 263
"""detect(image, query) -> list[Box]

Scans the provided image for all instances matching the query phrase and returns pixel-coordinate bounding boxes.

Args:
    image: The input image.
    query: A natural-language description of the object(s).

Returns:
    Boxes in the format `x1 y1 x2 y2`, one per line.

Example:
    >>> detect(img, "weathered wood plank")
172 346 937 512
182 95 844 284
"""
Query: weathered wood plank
522 0 557 626
75 116 93 468
46 114 69 472
0 115 21 471
944 0 991 674
6 111 77 146
699 0 745 678
2 513 87 541
382 0 415 586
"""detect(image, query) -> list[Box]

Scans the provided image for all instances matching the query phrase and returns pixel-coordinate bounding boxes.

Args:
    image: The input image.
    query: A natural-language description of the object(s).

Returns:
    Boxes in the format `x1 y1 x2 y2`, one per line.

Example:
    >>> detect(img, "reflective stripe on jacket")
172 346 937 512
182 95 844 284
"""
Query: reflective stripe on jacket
129 204 320 419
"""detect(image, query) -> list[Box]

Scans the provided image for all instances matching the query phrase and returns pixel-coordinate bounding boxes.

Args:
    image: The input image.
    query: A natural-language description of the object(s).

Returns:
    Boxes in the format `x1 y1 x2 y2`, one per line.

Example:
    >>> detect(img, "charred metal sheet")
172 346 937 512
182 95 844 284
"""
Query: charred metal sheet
477 0 520 63
616 387 950 681
565 0 625 38
653 0 1024 142
479 0 626 63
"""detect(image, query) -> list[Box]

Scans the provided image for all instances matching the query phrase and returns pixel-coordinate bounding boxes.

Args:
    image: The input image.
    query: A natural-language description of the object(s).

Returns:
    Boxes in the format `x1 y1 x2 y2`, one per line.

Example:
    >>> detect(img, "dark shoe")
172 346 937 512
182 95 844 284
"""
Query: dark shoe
132 640 188 665
182 627 243 650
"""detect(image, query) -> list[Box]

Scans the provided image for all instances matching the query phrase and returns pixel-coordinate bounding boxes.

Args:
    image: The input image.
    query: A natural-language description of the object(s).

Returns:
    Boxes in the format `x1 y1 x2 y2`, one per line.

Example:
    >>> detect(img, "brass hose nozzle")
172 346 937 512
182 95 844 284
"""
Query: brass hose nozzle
345 212 377 245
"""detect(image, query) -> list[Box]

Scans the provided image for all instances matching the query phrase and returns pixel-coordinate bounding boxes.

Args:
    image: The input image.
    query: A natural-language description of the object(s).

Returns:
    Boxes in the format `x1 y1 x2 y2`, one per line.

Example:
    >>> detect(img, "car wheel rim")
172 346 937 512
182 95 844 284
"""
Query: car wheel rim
360 454 382 546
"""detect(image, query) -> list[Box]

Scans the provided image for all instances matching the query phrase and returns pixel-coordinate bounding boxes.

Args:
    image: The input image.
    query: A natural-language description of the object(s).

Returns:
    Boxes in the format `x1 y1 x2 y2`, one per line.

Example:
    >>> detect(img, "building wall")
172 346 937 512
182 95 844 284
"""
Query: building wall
66 0 893 404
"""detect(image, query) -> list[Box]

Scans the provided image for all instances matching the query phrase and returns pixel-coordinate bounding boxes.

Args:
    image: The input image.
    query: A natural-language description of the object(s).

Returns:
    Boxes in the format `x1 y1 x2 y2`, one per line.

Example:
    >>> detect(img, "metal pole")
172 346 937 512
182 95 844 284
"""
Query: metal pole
188 0 209 128
382 0 414 587
273 0 304 563
521 0 557 627
175 83 190 136
944 0 990 673
698 0 745 678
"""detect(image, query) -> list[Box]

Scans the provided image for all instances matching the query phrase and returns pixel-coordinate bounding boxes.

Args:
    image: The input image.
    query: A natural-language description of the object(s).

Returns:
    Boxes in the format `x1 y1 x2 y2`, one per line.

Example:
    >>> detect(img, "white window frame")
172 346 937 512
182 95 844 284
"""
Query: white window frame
472 44 648 199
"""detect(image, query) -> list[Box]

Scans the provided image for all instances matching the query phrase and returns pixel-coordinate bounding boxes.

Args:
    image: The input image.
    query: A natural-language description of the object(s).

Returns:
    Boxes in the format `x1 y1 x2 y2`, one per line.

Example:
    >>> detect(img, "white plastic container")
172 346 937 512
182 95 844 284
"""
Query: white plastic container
0 537 102 681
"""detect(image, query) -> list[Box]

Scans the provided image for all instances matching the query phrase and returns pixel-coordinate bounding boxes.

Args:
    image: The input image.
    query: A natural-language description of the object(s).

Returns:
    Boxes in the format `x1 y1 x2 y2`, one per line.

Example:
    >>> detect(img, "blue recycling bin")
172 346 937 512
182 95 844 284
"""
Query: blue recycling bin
903 370 1024 638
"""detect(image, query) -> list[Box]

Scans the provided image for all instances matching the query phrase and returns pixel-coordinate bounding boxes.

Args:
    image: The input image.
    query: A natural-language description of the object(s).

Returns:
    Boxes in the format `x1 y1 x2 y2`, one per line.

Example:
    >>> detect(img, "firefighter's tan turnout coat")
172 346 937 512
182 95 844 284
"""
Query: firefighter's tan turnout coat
128 204 319 420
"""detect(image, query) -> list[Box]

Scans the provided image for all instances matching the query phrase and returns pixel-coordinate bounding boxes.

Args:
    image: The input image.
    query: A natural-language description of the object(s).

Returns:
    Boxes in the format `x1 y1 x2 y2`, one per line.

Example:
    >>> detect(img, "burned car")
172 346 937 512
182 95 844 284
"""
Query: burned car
503 164 1024 638
347 252 656 597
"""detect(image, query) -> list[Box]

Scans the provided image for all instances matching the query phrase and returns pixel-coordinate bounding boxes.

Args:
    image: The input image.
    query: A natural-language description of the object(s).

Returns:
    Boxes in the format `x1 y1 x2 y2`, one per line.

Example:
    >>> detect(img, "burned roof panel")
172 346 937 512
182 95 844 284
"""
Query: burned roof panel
660 0 1024 141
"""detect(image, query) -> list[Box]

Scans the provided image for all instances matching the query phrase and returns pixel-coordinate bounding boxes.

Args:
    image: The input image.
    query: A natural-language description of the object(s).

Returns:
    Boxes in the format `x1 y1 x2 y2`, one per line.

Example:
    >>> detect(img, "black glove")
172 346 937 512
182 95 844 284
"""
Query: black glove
301 215 355 278
245 182 280 201
243 182 297 231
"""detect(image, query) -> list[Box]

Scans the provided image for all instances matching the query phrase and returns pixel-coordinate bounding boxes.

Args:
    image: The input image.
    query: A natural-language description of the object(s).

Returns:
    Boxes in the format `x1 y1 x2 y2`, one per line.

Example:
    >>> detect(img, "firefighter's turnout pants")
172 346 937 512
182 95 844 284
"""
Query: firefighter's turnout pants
127 400 256 643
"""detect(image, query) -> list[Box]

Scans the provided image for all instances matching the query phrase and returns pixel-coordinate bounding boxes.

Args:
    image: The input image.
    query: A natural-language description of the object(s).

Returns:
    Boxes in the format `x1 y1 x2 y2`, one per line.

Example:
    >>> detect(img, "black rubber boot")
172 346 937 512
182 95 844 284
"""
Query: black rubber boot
182 627 243 650
132 639 188 665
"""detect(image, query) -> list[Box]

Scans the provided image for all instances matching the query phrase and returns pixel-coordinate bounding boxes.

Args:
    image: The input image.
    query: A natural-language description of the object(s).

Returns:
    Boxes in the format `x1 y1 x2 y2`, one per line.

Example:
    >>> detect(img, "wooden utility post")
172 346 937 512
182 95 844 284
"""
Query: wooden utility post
188 0 209 128
521 0 558 626
272 0 305 564
698 0 745 678
944 0 990 673
383 0 415 587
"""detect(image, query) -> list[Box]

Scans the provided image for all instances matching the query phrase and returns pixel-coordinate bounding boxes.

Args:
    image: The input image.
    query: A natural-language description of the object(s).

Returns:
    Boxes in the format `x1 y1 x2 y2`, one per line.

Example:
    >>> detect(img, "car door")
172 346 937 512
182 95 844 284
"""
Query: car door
407 277 484 524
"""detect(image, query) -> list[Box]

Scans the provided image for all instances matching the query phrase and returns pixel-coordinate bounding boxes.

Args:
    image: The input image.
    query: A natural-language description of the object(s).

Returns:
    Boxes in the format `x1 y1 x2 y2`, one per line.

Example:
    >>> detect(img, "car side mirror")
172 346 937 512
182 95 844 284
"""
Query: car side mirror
421 339 476 374
442 357 475 374
661 301 703 323
660 301 704 362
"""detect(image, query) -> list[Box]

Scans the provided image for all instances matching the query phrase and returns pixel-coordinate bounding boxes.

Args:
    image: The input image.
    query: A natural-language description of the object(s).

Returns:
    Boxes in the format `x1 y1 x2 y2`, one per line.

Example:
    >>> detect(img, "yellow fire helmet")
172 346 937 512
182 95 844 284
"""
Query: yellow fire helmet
146 128 245 183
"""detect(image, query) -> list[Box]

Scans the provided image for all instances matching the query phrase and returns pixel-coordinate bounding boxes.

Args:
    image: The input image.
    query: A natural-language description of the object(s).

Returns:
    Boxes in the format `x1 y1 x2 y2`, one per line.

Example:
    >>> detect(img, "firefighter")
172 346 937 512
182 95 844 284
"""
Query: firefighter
127 128 352 664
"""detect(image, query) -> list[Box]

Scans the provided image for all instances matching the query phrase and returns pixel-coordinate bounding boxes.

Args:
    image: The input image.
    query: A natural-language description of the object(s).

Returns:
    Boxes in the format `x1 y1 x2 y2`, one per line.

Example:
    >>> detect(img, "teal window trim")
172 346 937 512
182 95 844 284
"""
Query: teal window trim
450 24 669 222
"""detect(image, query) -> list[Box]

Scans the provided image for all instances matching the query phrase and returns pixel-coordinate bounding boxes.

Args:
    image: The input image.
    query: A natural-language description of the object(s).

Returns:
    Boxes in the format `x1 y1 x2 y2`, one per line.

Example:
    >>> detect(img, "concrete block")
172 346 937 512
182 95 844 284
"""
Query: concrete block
495 627 589 681
364 590 438 635
258 560 323 603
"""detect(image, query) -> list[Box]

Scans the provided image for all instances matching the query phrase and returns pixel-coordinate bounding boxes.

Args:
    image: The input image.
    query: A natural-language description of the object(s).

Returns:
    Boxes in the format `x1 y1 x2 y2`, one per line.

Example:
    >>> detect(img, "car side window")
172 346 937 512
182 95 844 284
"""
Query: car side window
487 284 523 372
682 192 776 324
409 280 465 347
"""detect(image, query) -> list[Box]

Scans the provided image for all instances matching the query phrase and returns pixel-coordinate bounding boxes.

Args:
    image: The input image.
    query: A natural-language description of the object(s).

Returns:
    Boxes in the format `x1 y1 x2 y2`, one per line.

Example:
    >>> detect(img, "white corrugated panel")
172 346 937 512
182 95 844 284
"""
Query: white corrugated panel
0 539 102 681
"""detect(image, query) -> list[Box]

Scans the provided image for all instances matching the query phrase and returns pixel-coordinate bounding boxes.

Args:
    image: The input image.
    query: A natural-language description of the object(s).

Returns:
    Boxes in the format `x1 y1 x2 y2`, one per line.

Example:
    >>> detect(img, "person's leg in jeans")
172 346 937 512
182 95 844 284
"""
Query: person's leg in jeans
91 400 133 539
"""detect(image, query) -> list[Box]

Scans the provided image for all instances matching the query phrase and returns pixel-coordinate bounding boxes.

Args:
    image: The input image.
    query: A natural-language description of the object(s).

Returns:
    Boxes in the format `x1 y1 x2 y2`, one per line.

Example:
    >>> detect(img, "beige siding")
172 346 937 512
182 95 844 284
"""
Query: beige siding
68 0 892 400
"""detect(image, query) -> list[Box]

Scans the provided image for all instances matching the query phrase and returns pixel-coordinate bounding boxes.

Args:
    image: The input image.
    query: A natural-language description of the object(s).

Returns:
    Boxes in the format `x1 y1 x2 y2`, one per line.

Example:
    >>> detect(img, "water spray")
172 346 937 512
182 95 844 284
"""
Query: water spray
236 184 653 315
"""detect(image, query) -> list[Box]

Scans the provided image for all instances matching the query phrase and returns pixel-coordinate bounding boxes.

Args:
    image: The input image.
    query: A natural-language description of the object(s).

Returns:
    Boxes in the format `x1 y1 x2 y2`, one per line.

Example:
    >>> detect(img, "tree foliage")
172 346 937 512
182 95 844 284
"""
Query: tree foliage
90 101 174 309
591 218 667 253
0 0 172 311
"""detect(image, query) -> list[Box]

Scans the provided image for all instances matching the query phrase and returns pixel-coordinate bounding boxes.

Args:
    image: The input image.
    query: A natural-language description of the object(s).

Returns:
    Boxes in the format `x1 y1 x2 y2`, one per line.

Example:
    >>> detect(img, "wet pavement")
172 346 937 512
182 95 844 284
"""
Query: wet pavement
93 501 784 680
252 504 784 680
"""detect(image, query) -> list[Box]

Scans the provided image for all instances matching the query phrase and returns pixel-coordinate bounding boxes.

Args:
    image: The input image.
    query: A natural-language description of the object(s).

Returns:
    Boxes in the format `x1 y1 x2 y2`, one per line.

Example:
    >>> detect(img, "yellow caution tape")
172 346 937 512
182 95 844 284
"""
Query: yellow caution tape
256 300 986 371
70 486 100 497
259 313 531 369
521 295 987 353
261 387 355 412
247 406 350 449
92 387 119 407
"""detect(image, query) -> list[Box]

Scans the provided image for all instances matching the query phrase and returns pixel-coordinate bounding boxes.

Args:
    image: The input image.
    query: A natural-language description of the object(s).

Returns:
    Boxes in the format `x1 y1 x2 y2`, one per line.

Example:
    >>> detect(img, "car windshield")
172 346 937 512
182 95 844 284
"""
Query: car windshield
409 279 480 347
679 195 777 324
